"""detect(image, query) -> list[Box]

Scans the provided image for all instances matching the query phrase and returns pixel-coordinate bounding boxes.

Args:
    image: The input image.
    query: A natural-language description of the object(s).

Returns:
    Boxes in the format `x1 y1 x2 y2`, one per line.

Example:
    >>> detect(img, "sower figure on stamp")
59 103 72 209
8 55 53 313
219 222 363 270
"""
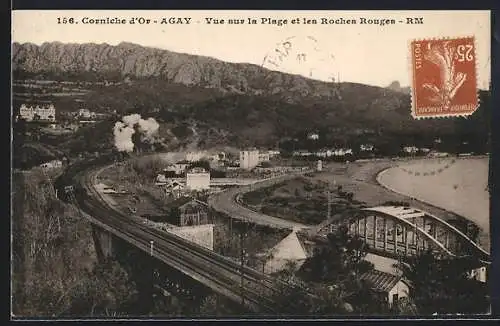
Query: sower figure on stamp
422 41 468 110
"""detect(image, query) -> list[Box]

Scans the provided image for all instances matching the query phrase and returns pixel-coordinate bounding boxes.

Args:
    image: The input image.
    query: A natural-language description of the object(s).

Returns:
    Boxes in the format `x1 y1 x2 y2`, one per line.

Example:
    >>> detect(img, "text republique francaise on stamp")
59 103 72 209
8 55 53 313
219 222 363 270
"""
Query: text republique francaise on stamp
410 37 479 119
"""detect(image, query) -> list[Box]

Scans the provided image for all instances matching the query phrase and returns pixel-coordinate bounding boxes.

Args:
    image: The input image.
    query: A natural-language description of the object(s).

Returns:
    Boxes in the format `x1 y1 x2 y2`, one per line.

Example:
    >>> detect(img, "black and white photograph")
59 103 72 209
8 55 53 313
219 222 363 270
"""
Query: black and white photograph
11 10 492 318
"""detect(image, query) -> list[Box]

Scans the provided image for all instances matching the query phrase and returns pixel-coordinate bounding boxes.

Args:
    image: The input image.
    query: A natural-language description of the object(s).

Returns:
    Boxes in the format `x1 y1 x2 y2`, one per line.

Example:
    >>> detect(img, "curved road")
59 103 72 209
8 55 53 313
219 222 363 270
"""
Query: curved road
208 171 313 230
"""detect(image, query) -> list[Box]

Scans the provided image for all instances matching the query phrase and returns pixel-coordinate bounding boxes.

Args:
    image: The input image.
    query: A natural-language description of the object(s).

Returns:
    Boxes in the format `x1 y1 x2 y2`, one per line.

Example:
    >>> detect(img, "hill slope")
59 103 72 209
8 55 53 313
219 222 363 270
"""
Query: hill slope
12 42 490 153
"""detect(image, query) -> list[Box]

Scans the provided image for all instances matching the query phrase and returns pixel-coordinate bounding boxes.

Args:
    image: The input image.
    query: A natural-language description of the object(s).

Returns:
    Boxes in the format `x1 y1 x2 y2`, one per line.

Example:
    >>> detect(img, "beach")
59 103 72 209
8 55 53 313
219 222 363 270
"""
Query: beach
377 157 490 236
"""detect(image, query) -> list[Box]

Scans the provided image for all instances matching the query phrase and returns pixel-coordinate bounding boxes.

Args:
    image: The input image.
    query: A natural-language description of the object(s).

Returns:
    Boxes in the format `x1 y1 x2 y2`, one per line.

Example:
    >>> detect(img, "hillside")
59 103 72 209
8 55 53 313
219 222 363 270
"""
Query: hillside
12 42 490 153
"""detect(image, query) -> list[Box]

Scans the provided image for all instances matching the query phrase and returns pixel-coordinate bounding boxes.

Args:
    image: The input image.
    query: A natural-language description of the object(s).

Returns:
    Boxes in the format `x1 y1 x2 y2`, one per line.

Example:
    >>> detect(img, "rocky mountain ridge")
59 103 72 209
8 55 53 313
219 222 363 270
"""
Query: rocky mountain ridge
12 41 347 99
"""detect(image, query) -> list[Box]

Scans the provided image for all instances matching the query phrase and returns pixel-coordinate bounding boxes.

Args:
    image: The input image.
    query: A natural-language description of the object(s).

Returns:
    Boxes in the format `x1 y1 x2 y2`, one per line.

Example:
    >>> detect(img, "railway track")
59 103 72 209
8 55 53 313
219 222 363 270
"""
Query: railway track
69 165 287 313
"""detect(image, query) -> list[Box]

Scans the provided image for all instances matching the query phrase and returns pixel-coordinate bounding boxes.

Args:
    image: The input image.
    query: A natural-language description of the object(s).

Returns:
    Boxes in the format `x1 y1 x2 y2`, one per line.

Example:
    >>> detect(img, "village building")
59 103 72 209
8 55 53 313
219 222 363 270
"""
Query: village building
39 159 63 169
359 270 409 307
317 160 323 171
360 144 375 152
307 133 320 140
19 104 56 122
186 151 207 162
173 160 191 175
186 167 211 191
78 108 97 119
268 150 281 158
468 265 488 283
403 146 419 154
166 197 210 226
332 148 353 156
210 152 226 162
258 151 271 162
240 149 260 170
163 180 185 199
293 150 313 157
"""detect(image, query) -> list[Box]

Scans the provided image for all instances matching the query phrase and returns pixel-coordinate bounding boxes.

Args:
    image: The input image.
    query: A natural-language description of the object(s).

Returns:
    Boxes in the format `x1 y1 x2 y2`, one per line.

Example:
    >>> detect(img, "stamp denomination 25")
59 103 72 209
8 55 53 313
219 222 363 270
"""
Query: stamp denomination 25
410 37 479 119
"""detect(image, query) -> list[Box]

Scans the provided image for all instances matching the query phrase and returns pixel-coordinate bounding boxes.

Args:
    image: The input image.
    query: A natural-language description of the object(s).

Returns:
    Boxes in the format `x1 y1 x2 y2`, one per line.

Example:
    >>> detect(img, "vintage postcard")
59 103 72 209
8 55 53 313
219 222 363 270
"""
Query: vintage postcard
11 10 492 318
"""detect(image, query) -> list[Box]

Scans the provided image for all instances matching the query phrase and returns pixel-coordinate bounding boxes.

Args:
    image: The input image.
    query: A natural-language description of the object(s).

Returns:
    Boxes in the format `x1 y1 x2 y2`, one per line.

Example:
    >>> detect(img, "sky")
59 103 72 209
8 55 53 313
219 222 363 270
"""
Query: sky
12 10 491 88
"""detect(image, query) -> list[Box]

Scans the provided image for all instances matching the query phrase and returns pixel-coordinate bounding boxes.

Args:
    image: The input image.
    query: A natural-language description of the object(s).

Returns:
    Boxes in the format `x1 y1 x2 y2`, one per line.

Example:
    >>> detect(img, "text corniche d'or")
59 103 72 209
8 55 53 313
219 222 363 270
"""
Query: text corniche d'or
68 16 422 26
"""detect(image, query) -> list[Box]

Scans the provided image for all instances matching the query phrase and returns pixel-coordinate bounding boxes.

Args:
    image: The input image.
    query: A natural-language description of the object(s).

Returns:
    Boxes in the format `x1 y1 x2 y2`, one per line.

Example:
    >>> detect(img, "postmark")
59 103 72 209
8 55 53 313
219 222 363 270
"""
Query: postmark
410 36 479 119
261 36 341 99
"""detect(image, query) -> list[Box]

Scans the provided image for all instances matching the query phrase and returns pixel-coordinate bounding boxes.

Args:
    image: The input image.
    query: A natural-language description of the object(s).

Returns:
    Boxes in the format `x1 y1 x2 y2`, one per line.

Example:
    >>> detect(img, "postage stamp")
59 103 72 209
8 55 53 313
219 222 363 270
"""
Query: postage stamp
410 36 479 119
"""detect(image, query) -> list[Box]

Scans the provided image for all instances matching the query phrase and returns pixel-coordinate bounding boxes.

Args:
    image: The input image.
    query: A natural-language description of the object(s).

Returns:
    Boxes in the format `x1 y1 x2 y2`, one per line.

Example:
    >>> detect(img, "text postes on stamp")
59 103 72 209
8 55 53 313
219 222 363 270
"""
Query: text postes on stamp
410 37 478 119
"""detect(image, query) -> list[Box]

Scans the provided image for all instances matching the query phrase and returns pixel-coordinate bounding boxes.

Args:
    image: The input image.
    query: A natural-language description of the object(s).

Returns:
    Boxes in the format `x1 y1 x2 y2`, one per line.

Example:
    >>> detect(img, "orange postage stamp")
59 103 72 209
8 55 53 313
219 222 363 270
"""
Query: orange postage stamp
410 37 479 119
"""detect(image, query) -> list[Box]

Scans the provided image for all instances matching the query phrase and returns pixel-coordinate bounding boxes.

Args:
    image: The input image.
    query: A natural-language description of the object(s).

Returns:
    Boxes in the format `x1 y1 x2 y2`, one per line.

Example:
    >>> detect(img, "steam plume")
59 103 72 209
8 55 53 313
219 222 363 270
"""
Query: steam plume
113 114 160 152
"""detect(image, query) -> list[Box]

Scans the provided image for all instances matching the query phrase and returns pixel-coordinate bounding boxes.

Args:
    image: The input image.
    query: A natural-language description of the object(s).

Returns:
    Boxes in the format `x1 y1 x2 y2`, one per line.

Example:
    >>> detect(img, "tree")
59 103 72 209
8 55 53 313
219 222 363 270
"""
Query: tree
267 226 384 315
299 225 372 284
396 249 489 314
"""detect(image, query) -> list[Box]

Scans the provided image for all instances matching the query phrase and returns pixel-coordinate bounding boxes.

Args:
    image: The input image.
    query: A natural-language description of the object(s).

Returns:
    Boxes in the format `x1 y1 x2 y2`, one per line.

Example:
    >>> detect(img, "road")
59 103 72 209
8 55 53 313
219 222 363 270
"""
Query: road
208 171 313 230
68 164 291 313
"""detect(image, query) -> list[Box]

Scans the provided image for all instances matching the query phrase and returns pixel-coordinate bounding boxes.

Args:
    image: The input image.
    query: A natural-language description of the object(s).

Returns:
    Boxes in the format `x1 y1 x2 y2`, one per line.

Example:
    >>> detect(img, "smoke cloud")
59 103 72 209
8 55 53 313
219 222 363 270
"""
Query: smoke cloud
113 114 160 152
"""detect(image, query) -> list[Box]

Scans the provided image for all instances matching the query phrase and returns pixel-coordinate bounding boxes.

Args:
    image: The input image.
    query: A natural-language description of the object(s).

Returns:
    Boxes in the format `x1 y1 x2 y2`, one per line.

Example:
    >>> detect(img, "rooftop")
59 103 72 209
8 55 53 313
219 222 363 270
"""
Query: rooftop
362 206 425 220
359 270 403 293
169 196 208 209
188 167 209 174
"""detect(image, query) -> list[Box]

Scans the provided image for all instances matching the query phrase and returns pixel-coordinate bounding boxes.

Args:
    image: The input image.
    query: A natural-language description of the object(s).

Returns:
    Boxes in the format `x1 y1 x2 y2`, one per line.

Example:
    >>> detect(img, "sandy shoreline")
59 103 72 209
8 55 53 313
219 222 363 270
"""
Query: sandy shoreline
375 156 490 250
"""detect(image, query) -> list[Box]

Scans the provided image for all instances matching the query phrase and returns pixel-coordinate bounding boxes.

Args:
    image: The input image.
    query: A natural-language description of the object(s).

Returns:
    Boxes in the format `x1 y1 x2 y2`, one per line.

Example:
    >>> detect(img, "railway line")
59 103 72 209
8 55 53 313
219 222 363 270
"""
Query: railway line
64 161 292 314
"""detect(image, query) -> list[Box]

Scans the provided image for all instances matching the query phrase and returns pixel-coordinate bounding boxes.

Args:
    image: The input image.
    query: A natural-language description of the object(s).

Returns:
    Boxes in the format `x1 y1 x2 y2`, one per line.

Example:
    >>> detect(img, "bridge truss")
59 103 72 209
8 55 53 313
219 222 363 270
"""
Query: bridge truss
319 206 490 263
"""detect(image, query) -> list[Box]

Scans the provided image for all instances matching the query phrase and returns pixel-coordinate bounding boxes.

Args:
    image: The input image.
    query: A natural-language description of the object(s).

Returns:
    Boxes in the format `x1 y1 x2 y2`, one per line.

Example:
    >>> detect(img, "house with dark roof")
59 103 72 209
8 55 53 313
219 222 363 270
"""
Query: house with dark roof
359 270 409 307
167 197 210 227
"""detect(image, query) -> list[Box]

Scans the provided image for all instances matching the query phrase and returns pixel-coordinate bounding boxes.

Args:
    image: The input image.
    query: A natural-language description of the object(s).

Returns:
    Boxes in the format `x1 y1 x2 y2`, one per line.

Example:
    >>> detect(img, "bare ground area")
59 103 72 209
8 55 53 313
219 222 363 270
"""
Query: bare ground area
241 173 366 225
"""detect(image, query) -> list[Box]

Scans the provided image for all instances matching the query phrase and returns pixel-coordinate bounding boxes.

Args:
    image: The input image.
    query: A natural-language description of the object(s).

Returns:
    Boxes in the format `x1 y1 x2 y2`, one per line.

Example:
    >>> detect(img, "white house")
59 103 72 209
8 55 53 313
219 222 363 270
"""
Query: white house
359 270 410 307
316 160 323 171
186 168 211 191
332 148 353 156
360 144 374 152
468 266 487 283
307 133 319 140
19 104 56 122
40 159 63 169
428 151 449 158
403 146 419 154
186 151 207 162
239 149 260 170
78 108 96 119
268 150 281 158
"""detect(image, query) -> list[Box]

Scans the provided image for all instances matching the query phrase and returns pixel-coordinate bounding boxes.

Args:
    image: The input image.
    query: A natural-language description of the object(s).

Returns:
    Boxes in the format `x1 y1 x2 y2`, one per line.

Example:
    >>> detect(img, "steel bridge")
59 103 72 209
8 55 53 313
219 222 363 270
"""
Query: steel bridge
319 206 491 263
